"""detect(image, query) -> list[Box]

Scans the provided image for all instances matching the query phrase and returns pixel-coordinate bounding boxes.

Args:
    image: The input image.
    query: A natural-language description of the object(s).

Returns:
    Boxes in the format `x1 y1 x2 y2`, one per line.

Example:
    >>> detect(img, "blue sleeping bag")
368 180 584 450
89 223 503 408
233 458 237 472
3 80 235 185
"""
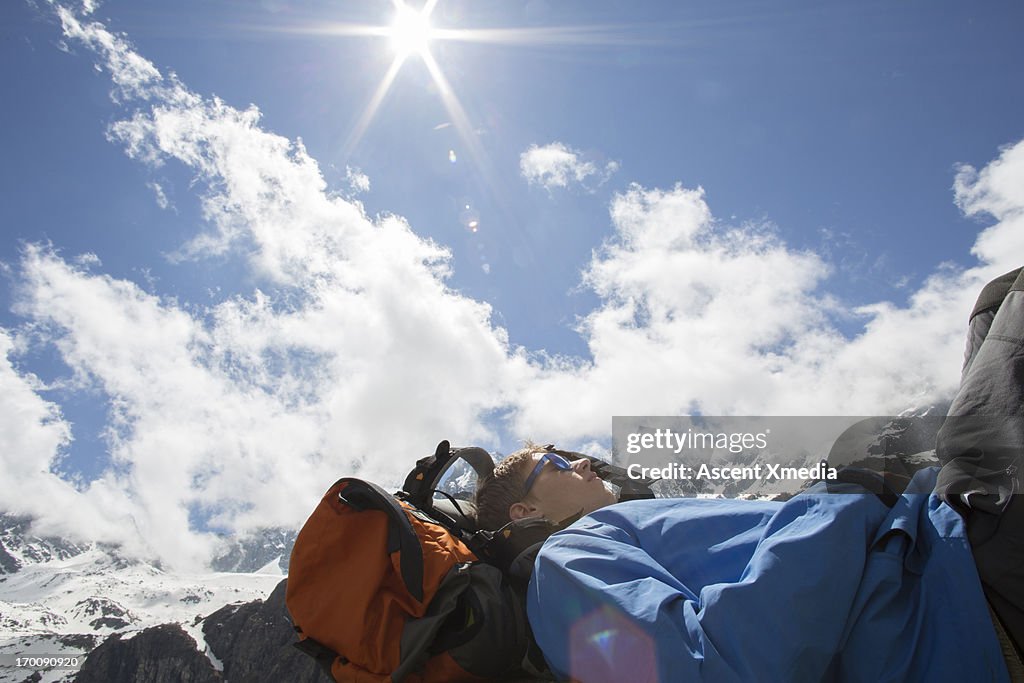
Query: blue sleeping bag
526 467 1008 682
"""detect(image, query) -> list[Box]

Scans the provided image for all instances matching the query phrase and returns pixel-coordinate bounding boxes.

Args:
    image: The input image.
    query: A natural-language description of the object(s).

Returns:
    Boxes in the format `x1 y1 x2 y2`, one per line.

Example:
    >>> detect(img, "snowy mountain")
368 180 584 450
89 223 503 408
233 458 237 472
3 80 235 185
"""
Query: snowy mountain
0 517 290 682
210 528 297 575
0 516 90 577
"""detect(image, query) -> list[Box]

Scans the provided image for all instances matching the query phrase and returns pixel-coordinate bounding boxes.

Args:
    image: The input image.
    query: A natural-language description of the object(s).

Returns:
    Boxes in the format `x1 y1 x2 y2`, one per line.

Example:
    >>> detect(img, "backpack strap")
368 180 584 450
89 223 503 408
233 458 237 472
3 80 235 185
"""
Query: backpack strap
336 478 426 602
469 517 563 579
292 636 342 679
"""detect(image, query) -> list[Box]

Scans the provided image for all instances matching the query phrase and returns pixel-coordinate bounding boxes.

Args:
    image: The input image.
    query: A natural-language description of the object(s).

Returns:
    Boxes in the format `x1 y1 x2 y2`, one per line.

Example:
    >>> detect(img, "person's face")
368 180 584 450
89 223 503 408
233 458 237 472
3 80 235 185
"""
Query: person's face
509 453 617 524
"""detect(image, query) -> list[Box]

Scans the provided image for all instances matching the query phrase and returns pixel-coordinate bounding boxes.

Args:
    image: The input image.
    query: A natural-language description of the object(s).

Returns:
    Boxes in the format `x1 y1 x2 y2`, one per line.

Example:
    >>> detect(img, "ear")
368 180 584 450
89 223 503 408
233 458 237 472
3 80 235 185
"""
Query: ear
509 501 539 521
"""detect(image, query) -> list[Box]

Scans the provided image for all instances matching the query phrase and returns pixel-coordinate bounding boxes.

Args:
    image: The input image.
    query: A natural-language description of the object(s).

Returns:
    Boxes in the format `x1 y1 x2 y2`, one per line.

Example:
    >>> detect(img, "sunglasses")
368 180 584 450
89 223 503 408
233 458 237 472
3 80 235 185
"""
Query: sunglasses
522 452 575 496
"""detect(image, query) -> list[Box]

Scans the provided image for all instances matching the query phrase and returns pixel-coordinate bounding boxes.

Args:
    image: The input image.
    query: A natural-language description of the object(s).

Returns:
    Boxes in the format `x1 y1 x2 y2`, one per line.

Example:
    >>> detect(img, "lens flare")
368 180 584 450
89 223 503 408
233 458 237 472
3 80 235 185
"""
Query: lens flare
460 201 480 233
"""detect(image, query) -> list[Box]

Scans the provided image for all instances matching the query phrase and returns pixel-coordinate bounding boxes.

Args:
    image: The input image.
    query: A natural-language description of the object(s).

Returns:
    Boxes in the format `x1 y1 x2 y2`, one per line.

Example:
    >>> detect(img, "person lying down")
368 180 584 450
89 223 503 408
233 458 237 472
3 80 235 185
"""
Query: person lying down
473 267 1024 683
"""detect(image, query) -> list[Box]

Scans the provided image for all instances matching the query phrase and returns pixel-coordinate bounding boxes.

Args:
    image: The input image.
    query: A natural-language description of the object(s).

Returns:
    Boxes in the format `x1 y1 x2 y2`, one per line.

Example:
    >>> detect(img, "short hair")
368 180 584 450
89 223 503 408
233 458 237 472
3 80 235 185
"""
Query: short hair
474 442 549 530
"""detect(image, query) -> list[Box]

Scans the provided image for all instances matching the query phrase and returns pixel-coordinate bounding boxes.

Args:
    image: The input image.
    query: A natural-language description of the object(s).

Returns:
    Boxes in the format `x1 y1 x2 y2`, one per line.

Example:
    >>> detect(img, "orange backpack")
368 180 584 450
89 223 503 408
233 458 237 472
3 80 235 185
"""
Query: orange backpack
285 442 544 682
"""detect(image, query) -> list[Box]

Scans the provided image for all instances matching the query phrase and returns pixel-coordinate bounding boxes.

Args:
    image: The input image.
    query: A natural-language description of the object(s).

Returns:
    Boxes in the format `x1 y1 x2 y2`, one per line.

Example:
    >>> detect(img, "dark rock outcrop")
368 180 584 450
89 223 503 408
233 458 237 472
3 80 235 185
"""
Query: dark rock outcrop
71 597 136 632
0 542 21 574
203 578 330 683
90 616 133 630
58 633 98 651
75 623 220 683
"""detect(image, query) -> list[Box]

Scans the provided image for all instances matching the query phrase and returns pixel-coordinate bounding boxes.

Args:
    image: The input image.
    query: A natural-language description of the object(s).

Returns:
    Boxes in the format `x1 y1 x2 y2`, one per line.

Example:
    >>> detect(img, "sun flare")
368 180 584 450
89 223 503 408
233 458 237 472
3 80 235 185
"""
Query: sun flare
389 4 433 56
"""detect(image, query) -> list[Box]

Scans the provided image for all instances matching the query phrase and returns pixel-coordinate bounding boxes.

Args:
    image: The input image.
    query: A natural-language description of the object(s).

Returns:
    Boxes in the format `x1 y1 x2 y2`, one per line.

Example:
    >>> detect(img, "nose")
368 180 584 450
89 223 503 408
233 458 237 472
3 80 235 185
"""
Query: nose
573 458 591 473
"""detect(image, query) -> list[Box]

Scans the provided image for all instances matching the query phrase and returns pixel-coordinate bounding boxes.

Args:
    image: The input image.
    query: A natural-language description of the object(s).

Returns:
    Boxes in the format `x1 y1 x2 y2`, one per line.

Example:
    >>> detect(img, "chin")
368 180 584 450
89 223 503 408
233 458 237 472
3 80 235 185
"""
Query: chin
586 494 616 515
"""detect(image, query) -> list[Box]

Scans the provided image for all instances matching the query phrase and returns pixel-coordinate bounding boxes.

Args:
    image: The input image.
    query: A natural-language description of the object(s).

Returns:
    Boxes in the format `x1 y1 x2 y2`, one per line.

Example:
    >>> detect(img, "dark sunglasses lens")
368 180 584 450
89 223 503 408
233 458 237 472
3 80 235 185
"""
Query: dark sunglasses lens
548 454 574 471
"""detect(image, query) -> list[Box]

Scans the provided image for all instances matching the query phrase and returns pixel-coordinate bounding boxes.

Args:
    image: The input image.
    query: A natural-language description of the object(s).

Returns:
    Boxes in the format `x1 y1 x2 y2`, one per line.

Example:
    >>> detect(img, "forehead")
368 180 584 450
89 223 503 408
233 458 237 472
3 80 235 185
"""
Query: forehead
530 451 567 463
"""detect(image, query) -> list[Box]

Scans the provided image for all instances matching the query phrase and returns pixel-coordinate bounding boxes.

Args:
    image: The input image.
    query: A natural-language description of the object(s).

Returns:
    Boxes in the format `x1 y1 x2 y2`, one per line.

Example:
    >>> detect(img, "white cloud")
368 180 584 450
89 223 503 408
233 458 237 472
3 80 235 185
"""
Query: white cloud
0 326 132 550
954 138 1024 272
508 175 1015 440
56 7 161 102
6 5 1022 570
146 181 170 210
345 166 370 194
13 205 527 569
73 252 101 267
0 328 73 510
520 141 619 192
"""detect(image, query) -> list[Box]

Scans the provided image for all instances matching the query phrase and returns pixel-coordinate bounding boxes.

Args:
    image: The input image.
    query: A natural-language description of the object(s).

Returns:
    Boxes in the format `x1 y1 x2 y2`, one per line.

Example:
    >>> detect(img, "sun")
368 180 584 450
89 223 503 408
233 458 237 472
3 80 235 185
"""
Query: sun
271 0 628 212
389 3 433 57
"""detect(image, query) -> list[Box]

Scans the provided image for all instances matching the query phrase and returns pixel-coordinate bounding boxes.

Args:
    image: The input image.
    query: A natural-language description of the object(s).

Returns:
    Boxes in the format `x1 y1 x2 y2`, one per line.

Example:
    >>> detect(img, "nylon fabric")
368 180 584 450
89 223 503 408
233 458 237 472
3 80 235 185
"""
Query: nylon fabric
447 564 534 678
286 478 480 681
937 274 1024 513
934 266 1024 654
394 566 471 682
527 469 1009 683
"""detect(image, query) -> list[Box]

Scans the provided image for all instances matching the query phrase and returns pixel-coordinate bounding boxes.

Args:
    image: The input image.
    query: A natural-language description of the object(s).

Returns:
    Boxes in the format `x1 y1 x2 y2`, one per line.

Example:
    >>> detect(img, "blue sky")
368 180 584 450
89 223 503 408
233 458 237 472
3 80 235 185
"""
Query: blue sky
1 0 1023 566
